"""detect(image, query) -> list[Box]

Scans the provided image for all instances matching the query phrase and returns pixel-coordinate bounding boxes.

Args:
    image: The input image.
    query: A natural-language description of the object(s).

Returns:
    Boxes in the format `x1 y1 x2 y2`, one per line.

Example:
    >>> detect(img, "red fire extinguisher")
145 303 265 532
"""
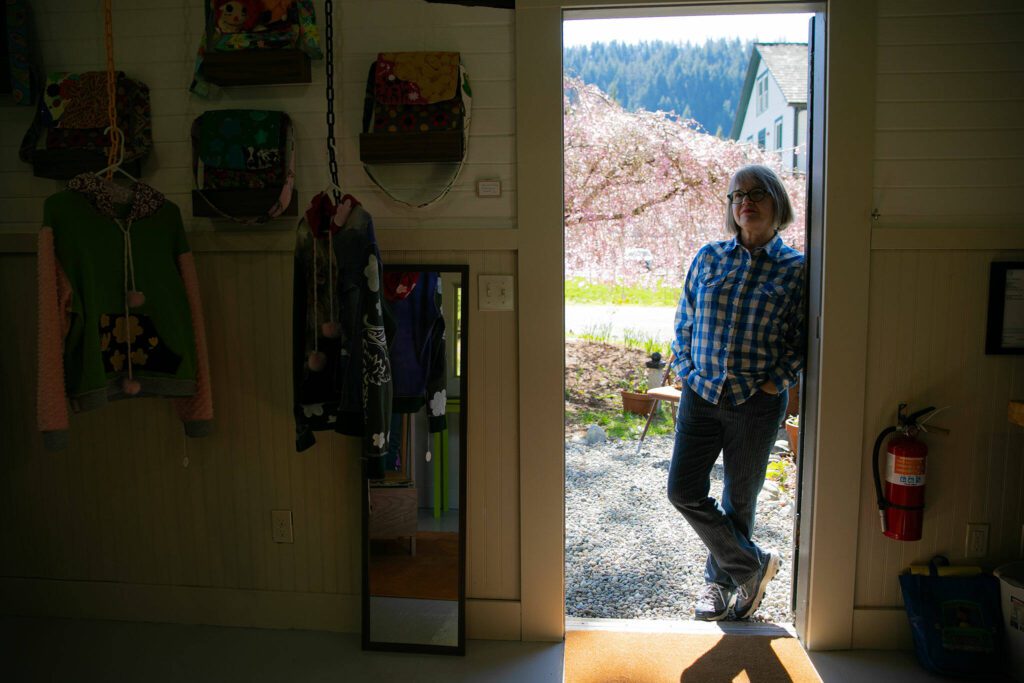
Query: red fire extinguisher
872 403 946 541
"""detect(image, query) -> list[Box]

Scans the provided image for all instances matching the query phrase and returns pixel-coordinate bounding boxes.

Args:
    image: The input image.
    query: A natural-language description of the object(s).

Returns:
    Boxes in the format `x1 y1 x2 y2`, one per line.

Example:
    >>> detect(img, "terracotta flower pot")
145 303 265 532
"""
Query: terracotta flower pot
621 390 656 416
785 418 799 455
785 383 800 419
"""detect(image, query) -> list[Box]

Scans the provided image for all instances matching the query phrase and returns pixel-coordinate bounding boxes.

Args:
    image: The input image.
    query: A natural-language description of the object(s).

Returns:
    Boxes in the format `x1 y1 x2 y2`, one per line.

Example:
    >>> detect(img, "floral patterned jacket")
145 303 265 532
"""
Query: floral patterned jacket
292 196 391 474
383 270 448 433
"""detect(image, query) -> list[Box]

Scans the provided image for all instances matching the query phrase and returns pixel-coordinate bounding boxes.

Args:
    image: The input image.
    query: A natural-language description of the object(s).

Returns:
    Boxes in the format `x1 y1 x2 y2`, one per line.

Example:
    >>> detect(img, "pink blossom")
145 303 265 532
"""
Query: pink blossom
564 77 806 290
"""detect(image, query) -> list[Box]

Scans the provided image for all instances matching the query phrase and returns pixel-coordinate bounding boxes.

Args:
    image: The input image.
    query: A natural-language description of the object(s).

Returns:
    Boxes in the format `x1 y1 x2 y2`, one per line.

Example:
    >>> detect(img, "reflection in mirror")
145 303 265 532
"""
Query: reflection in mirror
362 265 467 655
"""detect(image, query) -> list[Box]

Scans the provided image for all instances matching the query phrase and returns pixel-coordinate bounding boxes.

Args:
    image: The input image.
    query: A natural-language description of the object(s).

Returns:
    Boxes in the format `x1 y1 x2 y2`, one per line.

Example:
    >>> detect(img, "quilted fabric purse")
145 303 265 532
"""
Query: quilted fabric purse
359 51 472 207
190 0 322 95
190 109 296 220
19 71 152 179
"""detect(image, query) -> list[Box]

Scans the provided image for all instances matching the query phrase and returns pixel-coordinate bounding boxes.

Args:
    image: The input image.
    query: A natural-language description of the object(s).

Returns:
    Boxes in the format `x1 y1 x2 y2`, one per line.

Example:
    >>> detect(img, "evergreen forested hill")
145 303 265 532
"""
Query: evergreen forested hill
563 39 753 137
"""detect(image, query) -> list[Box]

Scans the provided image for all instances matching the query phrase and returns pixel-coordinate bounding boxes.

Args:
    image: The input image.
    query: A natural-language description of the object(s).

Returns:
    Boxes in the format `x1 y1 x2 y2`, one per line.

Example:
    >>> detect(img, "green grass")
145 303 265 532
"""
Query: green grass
577 322 614 343
573 407 676 441
621 327 670 360
565 278 680 306
567 326 671 360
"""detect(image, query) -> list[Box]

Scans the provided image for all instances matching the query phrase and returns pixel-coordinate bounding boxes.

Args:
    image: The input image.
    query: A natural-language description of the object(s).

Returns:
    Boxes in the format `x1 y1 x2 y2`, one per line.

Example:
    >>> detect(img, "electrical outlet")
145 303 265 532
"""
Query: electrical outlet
965 522 988 559
272 509 293 543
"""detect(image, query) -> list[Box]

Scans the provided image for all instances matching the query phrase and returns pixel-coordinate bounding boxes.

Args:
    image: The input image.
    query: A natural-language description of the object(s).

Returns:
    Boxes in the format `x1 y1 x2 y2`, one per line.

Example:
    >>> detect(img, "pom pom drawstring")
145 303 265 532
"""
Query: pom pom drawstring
308 198 341 370
307 350 327 372
115 217 142 392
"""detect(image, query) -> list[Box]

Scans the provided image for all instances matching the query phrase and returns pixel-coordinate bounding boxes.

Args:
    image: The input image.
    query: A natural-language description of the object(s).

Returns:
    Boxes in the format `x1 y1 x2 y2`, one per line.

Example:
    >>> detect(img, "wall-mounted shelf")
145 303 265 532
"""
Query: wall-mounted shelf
359 130 464 164
1010 400 1024 427
201 49 311 87
191 188 298 219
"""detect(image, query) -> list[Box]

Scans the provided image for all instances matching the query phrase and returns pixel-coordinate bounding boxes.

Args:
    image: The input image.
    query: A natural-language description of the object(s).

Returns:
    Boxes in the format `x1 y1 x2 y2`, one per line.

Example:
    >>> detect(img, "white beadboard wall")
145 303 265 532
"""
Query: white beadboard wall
853 0 1024 636
872 0 1023 229
0 0 515 232
0 0 520 634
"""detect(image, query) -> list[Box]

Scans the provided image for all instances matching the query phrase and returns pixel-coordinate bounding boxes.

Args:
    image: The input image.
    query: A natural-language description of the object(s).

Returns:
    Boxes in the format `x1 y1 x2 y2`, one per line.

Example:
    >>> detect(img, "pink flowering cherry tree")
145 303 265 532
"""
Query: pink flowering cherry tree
564 76 806 290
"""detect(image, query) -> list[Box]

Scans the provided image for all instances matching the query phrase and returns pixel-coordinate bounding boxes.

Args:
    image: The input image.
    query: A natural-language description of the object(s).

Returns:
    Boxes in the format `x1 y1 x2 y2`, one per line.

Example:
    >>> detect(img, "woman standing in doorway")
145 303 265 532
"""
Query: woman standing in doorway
667 164 805 621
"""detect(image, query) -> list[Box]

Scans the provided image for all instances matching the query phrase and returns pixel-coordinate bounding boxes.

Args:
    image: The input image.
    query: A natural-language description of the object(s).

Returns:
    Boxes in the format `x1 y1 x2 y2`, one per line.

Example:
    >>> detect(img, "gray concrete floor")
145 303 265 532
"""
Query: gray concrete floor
2 616 564 683
4 615 1000 682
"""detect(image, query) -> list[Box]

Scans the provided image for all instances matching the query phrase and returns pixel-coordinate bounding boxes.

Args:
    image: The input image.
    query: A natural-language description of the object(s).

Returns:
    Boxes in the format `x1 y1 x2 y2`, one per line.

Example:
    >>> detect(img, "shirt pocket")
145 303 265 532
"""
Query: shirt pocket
696 272 728 308
751 280 790 320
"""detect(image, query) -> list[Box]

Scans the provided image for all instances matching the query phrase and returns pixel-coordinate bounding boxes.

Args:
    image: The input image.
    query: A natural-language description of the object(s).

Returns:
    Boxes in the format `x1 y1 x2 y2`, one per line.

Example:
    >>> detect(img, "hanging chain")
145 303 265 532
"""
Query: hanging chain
103 0 120 176
324 0 340 204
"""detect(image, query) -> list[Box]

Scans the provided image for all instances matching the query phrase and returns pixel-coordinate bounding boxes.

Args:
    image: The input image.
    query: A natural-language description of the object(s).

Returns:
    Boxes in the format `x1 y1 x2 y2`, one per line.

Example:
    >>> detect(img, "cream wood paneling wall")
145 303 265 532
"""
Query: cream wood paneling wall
857 249 1024 607
872 0 1023 229
852 0 1024 627
1 250 362 594
0 245 519 601
0 0 516 233
0 0 520 633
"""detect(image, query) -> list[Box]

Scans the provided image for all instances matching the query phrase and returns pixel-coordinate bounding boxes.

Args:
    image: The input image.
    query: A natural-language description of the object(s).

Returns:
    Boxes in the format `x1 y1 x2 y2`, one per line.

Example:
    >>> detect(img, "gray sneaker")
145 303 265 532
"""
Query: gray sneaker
734 551 780 620
694 582 736 621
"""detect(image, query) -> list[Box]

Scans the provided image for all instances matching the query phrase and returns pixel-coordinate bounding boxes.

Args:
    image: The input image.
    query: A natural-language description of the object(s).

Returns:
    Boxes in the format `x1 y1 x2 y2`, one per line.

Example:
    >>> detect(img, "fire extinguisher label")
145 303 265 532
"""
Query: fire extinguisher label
886 452 925 486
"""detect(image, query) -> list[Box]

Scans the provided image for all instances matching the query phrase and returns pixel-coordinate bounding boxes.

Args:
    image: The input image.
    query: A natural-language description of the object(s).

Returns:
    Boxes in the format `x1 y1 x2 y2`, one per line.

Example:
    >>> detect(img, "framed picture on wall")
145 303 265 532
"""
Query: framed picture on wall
985 261 1024 354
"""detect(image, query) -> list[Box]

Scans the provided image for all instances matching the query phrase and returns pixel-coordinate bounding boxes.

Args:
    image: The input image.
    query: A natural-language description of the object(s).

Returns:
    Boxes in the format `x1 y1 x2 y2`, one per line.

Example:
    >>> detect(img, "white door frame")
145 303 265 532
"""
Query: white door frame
515 0 875 649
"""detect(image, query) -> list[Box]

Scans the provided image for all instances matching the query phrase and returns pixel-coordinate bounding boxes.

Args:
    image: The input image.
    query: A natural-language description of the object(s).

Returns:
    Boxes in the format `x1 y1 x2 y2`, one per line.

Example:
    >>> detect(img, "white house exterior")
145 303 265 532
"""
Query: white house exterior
730 43 808 173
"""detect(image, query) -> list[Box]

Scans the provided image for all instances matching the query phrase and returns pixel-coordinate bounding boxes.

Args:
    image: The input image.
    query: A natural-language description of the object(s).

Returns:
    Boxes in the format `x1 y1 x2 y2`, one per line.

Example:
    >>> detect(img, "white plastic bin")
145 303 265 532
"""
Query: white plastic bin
995 561 1024 682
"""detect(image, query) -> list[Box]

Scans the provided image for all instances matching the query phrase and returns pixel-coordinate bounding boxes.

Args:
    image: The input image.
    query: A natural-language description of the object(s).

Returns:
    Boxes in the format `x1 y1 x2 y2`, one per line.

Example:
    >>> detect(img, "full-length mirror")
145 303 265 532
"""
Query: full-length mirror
362 264 467 655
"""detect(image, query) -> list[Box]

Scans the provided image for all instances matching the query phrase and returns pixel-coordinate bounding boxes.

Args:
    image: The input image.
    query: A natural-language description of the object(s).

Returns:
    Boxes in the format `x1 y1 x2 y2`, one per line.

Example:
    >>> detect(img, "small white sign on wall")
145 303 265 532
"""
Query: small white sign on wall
476 179 501 198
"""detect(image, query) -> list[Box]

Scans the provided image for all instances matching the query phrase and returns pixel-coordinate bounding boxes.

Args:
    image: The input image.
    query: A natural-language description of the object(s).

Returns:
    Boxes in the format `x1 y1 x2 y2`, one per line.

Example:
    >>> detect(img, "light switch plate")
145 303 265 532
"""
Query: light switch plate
479 275 514 311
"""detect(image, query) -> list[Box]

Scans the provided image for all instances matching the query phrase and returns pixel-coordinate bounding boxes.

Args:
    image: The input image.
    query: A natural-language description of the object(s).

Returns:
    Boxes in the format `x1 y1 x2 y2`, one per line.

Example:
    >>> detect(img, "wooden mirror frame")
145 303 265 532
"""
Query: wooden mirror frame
361 263 468 655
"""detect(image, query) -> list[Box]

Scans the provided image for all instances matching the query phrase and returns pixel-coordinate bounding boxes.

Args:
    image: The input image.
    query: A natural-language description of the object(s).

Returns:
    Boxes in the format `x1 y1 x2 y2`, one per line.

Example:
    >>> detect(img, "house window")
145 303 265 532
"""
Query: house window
774 116 784 154
755 73 769 115
757 128 766 149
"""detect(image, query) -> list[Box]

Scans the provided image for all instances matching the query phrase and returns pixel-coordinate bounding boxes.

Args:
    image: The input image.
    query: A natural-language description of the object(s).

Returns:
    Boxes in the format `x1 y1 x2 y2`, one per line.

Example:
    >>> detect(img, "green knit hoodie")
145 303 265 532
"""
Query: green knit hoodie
37 175 213 449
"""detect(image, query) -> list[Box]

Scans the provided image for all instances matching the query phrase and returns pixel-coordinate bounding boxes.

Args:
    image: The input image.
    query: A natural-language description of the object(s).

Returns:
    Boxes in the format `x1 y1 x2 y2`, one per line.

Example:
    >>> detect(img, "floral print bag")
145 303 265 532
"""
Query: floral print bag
359 52 473 208
190 108 296 220
190 0 321 96
18 71 152 179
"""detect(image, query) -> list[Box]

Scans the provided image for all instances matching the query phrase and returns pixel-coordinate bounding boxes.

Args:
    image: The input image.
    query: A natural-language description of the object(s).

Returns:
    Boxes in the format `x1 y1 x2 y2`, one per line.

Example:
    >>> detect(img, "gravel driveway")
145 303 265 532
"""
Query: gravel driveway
565 432 797 624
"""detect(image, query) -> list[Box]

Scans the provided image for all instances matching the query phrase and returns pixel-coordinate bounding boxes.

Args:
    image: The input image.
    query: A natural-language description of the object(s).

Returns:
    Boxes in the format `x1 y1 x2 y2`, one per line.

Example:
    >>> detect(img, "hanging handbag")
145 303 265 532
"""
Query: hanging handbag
4 0 37 105
190 109 296 221
359 51 472 208
190 0 322 94
898 556 1006 678
19 71 151 179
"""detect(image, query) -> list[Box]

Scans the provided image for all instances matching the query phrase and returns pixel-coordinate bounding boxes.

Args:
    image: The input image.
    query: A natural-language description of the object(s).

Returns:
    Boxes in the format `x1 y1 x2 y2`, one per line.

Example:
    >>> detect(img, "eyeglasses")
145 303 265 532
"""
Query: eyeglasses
726 188 768 204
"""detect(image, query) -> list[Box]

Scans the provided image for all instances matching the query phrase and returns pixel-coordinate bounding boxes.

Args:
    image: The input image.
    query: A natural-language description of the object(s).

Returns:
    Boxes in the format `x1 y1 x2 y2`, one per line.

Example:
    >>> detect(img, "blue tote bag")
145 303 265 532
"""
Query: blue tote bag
899 556 1005 678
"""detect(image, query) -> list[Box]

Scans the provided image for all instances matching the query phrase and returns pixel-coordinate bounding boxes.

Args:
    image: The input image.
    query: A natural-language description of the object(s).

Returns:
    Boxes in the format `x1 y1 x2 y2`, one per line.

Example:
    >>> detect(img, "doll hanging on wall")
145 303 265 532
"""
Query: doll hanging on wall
214 0 258 34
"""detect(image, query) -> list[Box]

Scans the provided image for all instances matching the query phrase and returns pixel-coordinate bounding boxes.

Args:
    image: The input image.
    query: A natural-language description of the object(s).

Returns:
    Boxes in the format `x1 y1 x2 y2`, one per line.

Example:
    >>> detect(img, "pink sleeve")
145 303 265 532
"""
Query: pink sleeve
173 251 214 436
37 227 72 449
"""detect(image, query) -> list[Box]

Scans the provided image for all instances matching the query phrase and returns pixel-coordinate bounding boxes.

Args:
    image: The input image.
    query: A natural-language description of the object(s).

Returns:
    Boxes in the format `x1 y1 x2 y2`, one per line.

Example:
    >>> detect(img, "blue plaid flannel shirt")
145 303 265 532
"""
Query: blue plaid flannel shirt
670 233 806 406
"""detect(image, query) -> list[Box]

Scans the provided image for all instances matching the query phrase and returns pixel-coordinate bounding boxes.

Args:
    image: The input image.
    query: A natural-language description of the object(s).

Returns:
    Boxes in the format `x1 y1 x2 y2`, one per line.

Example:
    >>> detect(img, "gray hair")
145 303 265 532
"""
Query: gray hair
724 164 794 235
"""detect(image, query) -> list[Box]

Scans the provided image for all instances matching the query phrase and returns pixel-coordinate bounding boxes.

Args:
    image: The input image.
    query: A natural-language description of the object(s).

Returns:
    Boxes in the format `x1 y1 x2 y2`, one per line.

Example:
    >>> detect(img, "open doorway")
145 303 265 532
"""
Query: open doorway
562 5 824 628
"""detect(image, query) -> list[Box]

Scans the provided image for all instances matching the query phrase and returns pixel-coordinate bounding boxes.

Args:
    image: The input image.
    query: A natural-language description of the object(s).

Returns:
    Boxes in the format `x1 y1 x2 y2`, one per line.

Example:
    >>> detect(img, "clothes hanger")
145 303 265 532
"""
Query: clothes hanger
93 126 139 183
